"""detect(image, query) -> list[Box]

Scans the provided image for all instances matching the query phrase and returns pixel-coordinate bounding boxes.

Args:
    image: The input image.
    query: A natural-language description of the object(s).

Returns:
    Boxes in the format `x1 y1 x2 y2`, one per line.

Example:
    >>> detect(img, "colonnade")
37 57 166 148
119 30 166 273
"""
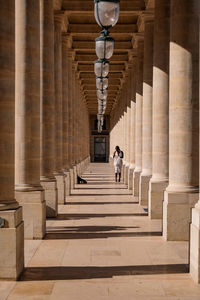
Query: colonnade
110 0 200 283
0 0 90 279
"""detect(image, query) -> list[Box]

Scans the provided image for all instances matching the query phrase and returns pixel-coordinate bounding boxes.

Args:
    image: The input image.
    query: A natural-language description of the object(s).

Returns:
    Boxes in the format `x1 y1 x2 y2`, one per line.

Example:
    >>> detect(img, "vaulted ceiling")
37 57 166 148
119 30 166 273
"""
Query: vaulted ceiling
54 0 154 115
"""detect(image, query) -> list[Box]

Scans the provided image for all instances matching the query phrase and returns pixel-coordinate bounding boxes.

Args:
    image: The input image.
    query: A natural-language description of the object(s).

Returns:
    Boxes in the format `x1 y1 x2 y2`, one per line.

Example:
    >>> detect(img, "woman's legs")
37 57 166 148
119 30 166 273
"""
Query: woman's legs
119 173 121 182
115 173 117 182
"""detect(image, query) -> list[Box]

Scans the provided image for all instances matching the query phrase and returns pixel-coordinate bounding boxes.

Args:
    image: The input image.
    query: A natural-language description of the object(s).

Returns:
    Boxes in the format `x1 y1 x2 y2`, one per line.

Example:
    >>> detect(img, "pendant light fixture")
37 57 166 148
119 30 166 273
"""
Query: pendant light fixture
94 0 120 126
94 59 109 77
97 88 108 100
96 76 108 90
94 0 120 30
95 30 114 60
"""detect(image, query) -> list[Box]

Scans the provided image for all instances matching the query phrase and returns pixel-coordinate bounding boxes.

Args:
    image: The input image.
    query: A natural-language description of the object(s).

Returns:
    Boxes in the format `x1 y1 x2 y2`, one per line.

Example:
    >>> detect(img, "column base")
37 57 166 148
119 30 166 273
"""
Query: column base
0 207 24 279
121 164 125 182
122 163 128 184
190 204 200 283
128 165 135 191
163 191 198 241
15 190 46 239
73 165 78 184
55 173 65 205
41 180 58 218
80 161 84 175
64 171 70 198
139 174 151 206
125 164 129 185
148 180 168 219
77 162 81 176
133 170 141 200
70 168 75 190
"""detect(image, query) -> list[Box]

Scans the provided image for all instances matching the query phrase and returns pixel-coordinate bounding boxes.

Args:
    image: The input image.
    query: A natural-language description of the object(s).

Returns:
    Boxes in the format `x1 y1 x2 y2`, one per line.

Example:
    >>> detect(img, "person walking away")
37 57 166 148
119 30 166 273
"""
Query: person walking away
113 146 123 182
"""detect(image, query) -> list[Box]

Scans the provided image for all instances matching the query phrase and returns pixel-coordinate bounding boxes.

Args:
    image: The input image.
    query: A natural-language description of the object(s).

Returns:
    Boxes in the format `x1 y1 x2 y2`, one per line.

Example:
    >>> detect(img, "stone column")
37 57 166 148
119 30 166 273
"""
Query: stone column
67 51 73 169
163 0 199 241
69 62 76 189
67 51 74 190
76 80 81 174
54 14 65 204
15 0 45 239
125 70 132 186
133 40 144 200
73 71 79 182
190 13 200 282
128 60 137 191
62 34 71 197
148 0 170 219
124 79 130 185
0 0 24 279
40 0 58 217
139 20 154 206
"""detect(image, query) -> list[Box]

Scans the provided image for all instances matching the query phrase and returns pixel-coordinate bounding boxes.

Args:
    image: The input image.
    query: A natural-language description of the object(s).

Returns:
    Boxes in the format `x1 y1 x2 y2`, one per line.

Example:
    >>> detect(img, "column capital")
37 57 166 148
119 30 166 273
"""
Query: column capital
72 61 78 72
75 70 80 79
54 11 68 32
132 33 144 49
128 49 136 64
67 48 75 60
62 33 72 48
137 10 154 32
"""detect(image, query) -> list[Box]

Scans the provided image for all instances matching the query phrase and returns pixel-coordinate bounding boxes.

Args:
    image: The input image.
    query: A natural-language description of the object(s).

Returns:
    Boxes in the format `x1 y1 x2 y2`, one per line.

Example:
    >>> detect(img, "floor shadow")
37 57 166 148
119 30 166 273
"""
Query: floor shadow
48 213 148 221
70 193 134 197
44 231 162 240
75 187 127 190
65 202 139 205
20 264 189 281
46 225 140 232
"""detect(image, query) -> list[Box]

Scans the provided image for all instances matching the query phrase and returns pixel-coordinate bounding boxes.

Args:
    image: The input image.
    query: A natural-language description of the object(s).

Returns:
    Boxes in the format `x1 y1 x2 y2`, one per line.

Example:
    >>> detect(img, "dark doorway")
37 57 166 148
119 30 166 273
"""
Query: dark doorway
94 137 106 162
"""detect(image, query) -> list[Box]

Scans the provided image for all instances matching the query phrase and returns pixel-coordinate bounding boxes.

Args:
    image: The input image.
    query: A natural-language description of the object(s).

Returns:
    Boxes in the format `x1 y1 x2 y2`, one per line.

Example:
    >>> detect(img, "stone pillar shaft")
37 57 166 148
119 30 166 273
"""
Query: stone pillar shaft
0 0 24 279
149 0 170 219
40 0 58 217
54 15 65 204
139 20 154 206
133 40 144 199
62 36 69 172
128 61 136 190
129 62 136 168
15 0 45 239
54 15 63 174
62 35 71 197
190 8 200 281
163 0 199 241
15 0 42 190
67 52 73 169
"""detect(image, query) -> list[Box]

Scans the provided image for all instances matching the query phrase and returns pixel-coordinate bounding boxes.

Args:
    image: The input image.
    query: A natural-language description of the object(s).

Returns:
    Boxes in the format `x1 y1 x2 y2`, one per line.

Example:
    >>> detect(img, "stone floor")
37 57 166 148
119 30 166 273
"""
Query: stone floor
1 163 200 300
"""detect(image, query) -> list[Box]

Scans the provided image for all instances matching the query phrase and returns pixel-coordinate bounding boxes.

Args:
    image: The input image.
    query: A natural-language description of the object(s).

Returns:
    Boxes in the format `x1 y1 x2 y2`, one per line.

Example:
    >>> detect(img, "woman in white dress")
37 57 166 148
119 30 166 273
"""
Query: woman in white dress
113 146 123 182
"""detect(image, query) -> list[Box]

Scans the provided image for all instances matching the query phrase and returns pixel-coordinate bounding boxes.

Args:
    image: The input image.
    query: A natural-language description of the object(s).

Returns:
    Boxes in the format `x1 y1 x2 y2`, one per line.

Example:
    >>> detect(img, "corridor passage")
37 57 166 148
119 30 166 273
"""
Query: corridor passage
2 164 200 299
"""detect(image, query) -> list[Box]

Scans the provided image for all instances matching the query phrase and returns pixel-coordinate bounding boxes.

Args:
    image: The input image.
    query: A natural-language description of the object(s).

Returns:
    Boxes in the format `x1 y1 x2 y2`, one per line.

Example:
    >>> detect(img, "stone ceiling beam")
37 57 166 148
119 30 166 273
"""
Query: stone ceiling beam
62 0 145 12
68 24 137 35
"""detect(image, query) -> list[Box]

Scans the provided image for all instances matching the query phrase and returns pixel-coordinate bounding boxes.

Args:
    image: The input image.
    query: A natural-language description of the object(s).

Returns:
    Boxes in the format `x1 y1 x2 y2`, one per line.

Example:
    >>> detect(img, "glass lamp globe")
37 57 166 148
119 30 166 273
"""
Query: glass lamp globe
97 114 104 126
98 106 105 114
98 104 106 114
97 89 108 100
97 113 104 120
98 104 104 110
94 0 120 29
94 59 109 77
98 123 102 133
97 113 101 121
95 34 114 60
96 77 108 90
98 98 107 106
